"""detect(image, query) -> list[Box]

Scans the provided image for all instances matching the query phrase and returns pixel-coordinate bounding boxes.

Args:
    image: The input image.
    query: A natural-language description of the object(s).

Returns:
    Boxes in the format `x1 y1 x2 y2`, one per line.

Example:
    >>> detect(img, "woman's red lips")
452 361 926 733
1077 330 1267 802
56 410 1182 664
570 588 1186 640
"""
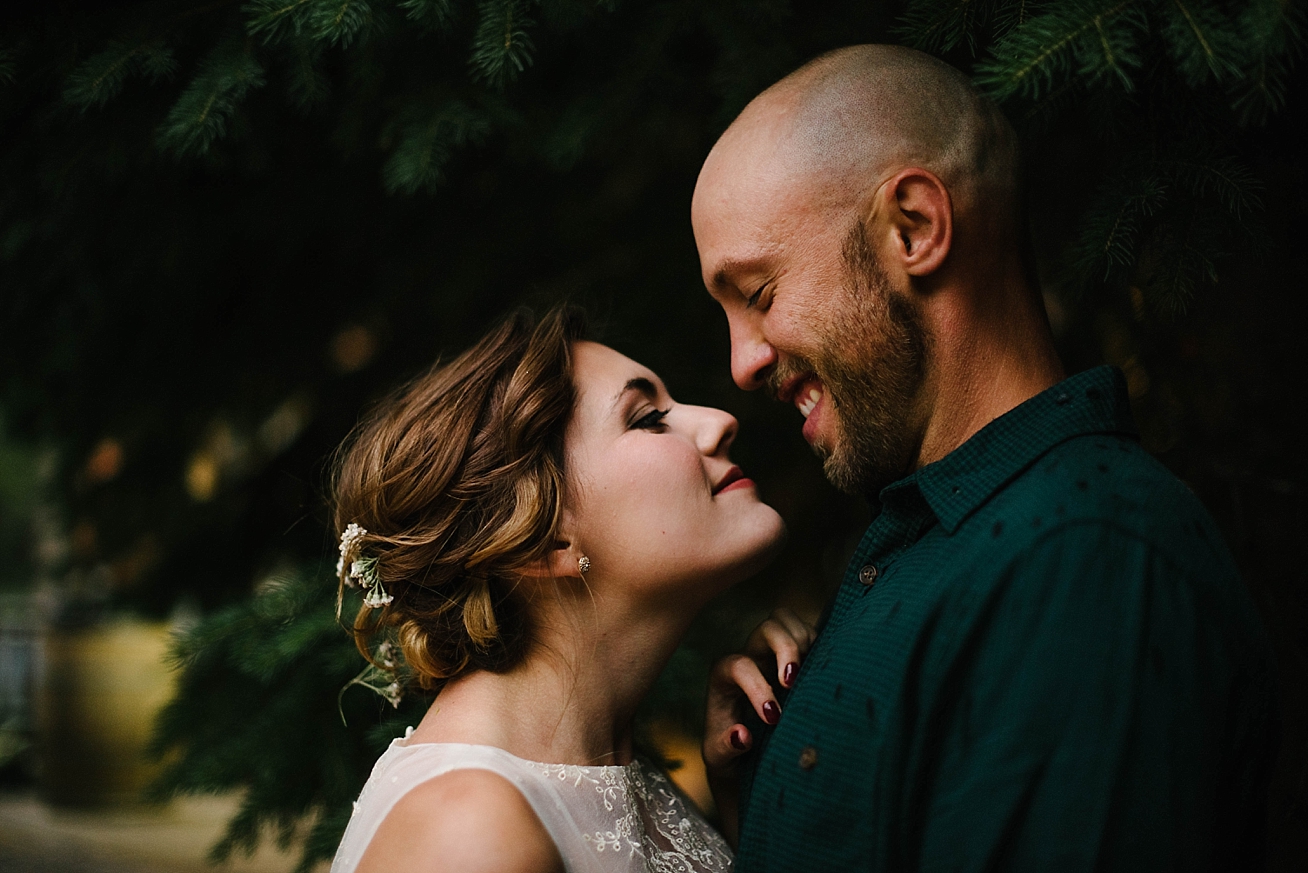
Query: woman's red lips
713 466 752 495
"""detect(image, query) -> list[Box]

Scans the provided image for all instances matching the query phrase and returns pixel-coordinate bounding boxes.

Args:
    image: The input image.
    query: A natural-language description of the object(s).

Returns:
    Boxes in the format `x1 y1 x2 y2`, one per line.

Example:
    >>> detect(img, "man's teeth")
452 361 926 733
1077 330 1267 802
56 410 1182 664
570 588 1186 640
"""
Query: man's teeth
797 388 822 418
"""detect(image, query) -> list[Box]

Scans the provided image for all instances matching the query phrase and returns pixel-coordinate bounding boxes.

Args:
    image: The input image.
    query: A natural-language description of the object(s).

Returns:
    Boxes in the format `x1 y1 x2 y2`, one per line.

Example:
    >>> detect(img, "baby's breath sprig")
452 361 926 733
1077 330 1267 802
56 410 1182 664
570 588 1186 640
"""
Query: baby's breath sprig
338 640 406 720
336 523 393 607
336 522 367 580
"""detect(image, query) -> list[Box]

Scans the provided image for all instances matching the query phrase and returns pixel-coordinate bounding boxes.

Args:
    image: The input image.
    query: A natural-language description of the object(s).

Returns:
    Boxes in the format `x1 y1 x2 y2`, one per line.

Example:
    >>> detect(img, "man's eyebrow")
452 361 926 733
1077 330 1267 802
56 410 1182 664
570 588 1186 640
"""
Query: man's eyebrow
711 256 770 293
611 377 658 409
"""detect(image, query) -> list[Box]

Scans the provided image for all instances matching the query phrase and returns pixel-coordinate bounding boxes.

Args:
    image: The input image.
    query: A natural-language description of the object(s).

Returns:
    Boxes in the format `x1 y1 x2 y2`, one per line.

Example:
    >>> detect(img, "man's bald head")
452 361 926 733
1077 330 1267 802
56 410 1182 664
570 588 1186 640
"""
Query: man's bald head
693 46 1063 492
700 44 1019 225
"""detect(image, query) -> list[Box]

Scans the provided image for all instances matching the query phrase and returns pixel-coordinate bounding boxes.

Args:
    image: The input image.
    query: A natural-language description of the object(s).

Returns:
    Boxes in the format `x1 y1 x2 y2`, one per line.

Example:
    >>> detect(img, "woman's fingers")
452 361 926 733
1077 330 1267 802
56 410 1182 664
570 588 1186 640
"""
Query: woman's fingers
704 654 773 772
708 653 780 723
703 723 753 771
724 653 781 724
771 607 817 654
744 609 815 688
703 609 821 774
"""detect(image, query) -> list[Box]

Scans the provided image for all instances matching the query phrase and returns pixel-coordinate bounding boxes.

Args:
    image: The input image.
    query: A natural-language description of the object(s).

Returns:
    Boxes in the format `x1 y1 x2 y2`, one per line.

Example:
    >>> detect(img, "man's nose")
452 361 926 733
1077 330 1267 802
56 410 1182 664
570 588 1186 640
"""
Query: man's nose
728 317 777 391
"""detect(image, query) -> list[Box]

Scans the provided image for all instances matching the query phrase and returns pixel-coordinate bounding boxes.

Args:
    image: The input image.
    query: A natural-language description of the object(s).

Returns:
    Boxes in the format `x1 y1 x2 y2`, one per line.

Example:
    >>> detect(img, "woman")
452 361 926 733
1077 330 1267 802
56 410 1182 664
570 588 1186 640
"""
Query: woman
329 307 805 873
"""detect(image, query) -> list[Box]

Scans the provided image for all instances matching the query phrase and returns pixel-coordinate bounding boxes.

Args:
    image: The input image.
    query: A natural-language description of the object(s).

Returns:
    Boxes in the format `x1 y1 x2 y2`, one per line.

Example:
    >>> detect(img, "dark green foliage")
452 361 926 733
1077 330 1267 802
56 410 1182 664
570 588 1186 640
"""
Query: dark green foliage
0 48 15 86
470 0 537 86
973 0 1149 99
399 0 460 31
63 38 177 111
150 573 427 871
901 0 1300 311
282 38 332 109
307 0 384 48
381 99 493 193
157 36 267 157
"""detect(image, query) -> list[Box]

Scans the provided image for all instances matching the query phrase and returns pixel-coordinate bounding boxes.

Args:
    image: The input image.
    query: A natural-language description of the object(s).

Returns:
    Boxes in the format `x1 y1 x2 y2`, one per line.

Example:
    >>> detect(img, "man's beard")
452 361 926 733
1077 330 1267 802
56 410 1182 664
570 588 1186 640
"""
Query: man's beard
772 220 929 497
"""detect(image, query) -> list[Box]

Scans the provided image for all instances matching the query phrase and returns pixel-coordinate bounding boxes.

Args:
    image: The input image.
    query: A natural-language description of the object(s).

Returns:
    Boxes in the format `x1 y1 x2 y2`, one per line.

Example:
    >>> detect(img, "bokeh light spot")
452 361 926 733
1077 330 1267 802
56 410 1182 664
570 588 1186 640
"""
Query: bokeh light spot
332 326 376 373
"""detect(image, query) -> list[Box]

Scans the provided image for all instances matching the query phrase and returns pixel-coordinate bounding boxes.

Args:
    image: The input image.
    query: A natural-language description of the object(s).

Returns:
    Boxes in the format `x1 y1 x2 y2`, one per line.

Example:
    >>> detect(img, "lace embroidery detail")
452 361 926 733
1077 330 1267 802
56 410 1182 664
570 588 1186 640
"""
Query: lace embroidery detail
523 759 732 871
331 742 731 873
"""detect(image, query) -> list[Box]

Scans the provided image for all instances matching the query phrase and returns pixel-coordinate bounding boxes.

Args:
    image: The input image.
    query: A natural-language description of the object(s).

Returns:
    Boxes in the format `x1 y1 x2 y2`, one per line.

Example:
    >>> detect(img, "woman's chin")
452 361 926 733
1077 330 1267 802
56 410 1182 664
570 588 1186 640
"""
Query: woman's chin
717 516 790 589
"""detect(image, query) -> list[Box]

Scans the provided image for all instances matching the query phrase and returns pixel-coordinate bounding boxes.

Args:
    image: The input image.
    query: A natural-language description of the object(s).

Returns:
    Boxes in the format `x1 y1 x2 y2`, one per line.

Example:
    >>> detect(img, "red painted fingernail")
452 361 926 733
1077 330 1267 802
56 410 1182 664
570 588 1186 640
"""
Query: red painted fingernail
762 700 781 724
730 730 747 750
783 662 797 687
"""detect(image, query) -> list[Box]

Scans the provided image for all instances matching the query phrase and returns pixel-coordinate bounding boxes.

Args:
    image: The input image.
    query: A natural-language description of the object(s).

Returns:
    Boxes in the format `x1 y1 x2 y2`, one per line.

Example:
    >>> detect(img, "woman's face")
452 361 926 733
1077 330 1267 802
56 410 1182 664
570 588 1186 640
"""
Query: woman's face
563 341 786 602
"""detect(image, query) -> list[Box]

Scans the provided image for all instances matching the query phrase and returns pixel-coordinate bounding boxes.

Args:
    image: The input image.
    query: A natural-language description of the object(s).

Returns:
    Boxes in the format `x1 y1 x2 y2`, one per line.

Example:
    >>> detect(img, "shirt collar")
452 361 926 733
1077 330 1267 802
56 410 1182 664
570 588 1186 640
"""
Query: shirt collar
879 366 1139 534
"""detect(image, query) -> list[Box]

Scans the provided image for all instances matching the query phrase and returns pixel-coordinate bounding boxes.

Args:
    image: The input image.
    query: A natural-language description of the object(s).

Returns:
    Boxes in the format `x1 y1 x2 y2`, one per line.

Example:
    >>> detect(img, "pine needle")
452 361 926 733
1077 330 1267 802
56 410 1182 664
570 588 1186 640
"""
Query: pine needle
382 100 492 194
63 39 177 111
399 0 458 30
309 0 380 48
0 48 17 87
469 0 536 87
245 0 315 44
975 0 1147 102
156 38 266 157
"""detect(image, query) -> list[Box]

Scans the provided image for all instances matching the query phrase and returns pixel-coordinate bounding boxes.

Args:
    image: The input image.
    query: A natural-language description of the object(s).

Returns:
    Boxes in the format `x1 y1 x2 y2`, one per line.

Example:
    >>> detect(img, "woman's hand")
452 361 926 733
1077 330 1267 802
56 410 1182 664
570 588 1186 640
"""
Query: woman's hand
702 607 815 846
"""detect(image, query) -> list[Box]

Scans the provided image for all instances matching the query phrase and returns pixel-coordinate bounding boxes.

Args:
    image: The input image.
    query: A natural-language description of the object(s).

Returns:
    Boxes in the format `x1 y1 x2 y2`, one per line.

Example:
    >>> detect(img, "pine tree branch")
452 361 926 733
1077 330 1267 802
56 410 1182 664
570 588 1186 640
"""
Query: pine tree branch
470 0 536 87
382 100 492 194
1171 0 1217 65
284 38 329 108
309 0 379 48
899 0 981 53
157 37 266 157
1159 152 1262 218
976 0 1145 101
245 0 315 44
399 0 458 30
1227 0 1306 123
1158 0 1243 86
63 39 177 110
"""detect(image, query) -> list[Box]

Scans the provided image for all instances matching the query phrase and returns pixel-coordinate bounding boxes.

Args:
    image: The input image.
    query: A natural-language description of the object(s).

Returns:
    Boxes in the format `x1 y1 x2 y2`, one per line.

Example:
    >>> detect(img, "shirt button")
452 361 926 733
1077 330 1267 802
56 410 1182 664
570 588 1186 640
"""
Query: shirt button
858 565 878 586
798 746 819 771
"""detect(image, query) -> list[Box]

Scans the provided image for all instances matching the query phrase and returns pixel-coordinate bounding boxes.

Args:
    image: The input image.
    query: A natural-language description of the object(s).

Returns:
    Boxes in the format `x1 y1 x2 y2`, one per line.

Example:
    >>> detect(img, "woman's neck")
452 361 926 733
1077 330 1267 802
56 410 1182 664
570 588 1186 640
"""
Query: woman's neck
406 595 689 766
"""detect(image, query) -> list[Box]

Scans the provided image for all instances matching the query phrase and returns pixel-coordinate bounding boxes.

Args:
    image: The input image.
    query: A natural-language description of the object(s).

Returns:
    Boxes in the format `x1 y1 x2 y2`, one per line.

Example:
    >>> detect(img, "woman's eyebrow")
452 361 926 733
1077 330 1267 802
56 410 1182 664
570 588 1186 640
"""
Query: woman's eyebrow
610 376 659 410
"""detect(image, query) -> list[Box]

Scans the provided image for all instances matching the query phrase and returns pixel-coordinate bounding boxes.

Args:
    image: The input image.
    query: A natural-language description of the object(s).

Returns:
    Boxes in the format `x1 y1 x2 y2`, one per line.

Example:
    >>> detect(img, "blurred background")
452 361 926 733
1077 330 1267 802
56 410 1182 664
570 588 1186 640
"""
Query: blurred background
1 0 1304 870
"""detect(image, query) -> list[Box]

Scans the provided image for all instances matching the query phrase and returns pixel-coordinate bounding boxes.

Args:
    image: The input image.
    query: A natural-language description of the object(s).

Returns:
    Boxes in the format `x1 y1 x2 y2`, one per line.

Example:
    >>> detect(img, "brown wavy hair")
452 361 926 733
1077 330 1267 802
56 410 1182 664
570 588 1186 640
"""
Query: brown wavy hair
330 306 585 690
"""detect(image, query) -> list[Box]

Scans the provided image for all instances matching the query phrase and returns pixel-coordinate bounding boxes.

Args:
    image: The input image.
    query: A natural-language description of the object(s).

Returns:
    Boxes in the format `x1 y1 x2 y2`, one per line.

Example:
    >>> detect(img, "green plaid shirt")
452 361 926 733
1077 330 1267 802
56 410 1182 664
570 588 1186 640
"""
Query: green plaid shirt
736 366 1277 872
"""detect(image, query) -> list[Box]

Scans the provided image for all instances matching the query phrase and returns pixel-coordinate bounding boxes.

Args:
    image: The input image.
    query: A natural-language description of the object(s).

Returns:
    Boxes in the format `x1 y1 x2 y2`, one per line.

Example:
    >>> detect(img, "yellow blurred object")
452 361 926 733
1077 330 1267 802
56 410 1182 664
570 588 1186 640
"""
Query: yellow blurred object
185 452 218 501
648 721 713 816
35 618 176 806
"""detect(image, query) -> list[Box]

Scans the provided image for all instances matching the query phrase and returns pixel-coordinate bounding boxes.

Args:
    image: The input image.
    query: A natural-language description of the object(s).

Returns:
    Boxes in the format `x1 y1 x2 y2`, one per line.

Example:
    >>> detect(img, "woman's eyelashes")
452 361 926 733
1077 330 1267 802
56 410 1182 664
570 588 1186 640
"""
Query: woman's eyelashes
630 408 670 431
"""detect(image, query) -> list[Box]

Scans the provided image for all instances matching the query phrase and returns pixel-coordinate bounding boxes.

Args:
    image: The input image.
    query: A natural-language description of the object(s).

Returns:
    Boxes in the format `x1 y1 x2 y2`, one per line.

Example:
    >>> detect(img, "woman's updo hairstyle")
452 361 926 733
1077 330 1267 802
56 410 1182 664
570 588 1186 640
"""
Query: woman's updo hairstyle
331 306 585 690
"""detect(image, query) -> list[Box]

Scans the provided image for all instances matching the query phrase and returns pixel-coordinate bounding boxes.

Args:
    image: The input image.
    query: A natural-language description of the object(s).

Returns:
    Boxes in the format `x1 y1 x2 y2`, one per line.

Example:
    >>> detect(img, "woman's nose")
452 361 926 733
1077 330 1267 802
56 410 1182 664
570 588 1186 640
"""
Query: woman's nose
693 406 739 457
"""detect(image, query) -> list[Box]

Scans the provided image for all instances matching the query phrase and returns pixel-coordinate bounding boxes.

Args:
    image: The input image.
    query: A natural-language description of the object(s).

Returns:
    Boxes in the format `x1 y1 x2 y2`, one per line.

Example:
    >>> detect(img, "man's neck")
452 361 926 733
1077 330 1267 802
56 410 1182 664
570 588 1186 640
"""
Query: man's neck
913 292 1065 470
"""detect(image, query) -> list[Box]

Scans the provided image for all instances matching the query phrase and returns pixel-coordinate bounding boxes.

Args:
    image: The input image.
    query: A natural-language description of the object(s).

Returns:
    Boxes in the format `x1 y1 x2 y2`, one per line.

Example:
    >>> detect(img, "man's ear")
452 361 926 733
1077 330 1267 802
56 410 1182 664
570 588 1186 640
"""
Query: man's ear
878 168 952 277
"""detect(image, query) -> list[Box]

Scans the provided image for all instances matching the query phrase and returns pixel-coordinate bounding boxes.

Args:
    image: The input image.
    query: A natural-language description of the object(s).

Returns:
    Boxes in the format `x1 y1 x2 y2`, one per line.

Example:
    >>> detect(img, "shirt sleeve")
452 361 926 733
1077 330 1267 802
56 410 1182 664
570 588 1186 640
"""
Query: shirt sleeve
911 520 1276 872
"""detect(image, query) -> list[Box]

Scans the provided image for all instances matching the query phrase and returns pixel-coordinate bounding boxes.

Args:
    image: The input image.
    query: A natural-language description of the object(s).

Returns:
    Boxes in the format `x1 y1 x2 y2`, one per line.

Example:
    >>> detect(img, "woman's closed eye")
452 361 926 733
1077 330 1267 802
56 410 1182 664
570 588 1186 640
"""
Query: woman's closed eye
631 409 670 431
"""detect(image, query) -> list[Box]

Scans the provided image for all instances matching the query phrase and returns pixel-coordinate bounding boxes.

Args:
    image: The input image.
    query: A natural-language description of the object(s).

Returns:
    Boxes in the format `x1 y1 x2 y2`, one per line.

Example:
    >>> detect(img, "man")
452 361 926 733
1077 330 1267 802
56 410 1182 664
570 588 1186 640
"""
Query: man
694 45 1277 871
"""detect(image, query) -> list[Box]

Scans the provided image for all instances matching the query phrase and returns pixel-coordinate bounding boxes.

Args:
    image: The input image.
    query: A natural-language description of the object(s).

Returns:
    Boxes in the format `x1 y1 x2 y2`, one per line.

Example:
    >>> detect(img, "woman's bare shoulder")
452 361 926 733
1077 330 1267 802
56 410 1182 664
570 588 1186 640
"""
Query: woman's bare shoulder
355 768 564 873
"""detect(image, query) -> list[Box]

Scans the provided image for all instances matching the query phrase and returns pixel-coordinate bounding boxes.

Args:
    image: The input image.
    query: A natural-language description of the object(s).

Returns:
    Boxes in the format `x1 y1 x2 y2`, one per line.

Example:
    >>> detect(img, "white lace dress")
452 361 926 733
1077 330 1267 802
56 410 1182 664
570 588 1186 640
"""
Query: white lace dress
330 730 733 873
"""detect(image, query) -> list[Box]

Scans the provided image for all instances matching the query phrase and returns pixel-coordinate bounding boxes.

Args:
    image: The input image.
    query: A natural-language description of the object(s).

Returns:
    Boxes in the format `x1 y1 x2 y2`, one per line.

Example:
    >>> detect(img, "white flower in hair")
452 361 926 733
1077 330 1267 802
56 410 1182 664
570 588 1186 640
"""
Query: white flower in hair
337 523 368 584
382 681 403 708
362 585 393 608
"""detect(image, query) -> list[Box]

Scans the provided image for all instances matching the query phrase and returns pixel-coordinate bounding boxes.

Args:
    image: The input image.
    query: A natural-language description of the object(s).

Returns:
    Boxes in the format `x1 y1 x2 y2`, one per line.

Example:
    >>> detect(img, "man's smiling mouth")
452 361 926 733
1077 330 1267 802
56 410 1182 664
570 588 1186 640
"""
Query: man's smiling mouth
797 385 823 418
786 375 824 419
